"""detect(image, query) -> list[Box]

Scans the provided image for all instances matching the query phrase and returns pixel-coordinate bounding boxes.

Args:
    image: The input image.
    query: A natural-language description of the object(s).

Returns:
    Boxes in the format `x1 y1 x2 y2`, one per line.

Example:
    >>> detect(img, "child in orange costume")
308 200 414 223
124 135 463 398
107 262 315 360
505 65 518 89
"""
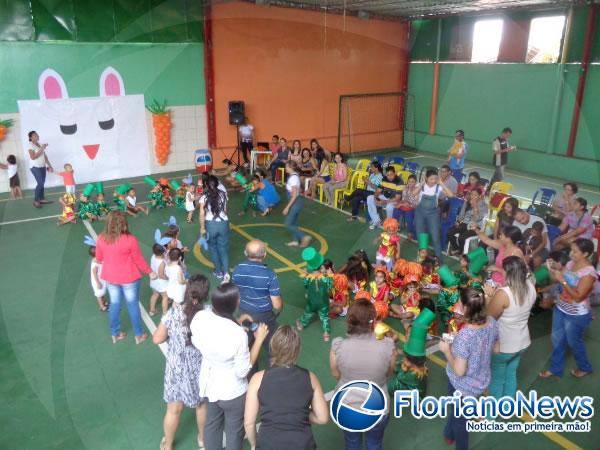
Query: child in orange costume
421 256 441 291
330 273 350 318
369 266 391 321
374 218 401 271
390 258 408 298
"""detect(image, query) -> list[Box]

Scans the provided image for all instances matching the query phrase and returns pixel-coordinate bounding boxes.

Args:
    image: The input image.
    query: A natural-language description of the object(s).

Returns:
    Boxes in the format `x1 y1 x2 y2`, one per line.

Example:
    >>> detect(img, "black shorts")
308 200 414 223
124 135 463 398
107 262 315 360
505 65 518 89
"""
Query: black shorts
9 174 20 188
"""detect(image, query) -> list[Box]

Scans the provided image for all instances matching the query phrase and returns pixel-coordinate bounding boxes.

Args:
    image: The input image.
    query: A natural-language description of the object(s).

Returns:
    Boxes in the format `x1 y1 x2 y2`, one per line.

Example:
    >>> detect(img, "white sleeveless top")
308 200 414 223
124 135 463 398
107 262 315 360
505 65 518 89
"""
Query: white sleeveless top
497 281 536 354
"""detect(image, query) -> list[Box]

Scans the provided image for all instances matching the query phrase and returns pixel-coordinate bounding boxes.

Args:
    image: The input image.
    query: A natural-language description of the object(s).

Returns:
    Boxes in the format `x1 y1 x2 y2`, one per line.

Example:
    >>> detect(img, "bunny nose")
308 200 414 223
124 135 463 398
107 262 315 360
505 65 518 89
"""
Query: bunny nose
83 144 100 159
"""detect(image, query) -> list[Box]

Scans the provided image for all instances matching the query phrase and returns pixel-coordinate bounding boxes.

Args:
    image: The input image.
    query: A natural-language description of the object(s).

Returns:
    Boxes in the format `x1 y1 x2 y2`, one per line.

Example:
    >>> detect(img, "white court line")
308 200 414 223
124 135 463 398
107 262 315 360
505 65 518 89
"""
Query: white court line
0 214 60 226
403 155 425 160
83 219 167 356
0 201 152 227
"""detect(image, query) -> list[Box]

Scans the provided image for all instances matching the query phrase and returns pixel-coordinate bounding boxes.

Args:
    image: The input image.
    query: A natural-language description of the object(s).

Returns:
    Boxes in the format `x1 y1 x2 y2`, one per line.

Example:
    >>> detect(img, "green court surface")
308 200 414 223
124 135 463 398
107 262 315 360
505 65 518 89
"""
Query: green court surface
1 150 599 450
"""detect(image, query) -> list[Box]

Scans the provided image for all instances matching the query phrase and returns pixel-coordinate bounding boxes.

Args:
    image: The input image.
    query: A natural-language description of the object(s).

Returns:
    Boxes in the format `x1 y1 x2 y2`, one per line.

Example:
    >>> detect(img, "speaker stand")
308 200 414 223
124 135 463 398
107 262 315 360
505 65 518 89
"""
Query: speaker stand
227 124 244 169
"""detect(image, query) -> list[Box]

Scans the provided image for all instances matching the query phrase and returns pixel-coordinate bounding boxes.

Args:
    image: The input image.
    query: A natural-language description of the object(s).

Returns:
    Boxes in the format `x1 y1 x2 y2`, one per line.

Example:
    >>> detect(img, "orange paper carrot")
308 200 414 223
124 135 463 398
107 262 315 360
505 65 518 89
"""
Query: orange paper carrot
147 100 171 165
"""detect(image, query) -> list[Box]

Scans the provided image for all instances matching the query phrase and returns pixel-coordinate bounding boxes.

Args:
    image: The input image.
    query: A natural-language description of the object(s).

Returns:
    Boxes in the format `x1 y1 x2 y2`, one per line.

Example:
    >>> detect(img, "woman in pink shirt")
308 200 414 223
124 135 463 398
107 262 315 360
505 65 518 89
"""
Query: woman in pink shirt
95 212 155 343
475 225 525 286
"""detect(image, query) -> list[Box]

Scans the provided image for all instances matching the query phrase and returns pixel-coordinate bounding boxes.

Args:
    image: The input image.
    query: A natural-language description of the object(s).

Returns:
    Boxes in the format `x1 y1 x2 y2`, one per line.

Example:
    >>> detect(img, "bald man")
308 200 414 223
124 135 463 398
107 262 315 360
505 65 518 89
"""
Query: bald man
232 240 283 353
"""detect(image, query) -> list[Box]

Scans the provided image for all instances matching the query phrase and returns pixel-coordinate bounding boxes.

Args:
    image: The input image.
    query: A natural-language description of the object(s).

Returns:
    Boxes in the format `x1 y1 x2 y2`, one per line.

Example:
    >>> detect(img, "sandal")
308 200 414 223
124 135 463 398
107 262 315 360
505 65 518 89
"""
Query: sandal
323 333 330 342
571 369 592 378
160 436 167 450
135 333 149 345
197 434 204 449
149 310 156 316
296 320 304 331
111 332 127 344
99 305 108 312
539 370 559 379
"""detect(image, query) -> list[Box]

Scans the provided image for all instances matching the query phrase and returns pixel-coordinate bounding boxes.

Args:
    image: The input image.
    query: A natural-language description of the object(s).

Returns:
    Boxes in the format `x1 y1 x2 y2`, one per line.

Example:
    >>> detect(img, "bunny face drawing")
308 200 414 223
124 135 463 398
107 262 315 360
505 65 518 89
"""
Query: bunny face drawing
18 67 151 187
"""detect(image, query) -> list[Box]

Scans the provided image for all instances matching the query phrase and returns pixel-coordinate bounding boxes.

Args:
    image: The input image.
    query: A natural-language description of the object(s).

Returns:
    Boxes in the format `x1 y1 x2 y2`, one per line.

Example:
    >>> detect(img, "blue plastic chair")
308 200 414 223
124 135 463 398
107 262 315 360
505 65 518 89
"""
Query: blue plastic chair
373 155 386 165
386 156 405 167
405 161 419 176
527 187 557 216
441 197 465 250
547 224 561 245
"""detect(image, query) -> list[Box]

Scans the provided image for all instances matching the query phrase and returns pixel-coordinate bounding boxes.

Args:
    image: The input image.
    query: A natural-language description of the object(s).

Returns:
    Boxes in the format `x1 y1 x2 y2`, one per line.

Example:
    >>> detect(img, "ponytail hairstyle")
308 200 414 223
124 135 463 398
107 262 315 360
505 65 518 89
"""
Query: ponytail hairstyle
210 282 240 326
460 287 487 325
204 175 227 218
184 274 210 344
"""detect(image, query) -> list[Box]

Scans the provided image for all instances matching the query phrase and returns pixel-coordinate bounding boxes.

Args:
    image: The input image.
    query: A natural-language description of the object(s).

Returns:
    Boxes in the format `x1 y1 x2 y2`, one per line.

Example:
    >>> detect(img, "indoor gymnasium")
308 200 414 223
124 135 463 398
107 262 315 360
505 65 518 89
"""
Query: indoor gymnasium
0 1 599 450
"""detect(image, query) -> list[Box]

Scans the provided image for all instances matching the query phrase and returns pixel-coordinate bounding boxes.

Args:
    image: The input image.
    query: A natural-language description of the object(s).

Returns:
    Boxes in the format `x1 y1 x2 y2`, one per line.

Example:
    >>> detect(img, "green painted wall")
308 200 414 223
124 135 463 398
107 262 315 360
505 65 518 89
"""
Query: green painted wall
0 42 205 113
0 0 203 42
407 62 600 186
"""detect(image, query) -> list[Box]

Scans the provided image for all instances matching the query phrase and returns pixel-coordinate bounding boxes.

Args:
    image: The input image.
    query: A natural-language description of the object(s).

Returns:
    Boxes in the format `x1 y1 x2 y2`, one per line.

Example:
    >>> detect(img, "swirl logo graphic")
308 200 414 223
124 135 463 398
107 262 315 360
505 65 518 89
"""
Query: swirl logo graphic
330 380 387 432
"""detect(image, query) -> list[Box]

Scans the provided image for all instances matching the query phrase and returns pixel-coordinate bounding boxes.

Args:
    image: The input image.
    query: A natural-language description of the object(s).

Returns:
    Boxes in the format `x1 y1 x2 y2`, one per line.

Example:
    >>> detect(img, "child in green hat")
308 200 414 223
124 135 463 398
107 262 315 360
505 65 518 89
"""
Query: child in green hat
78 184 99 221
417 233 430 263
387 306 436 397
296 247 332 342
93 182 111 218
435 265 461 332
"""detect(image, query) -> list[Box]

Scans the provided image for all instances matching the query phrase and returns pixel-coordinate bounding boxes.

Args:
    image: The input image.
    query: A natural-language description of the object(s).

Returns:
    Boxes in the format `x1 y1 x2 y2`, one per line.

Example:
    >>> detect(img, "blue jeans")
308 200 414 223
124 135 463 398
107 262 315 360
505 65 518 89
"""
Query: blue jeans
285 196 305 242
415 203 442 258
256 195 276 213
489 351 523 399
270 160 286 180
206 220 230 275
106 280 143 337
343 414 389 450
550 308 593 376
366 195 395 225
393 208 416 236
444 382 469 450
30 166 46 202
451 168 463 183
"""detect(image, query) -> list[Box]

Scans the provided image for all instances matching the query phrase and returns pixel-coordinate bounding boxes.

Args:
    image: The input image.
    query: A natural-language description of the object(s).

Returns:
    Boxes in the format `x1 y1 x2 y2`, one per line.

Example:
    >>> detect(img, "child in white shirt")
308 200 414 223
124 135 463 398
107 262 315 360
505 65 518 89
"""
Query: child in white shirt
0 155 22 199
185 184 196 223
126 188 149 216
149 244 169 315
89 246 107 311
160 248 187 304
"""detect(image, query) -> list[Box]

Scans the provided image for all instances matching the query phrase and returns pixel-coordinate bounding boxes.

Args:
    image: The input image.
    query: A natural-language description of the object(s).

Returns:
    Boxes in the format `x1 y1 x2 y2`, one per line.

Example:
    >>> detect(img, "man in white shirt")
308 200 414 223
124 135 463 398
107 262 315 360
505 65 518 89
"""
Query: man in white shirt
514 209 550 264
238 119 254 166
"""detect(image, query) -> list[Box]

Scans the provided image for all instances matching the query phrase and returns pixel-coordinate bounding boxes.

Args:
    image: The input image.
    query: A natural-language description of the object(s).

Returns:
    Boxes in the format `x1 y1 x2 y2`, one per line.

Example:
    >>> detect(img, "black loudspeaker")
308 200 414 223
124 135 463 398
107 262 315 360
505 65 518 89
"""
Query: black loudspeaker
228 101 245 125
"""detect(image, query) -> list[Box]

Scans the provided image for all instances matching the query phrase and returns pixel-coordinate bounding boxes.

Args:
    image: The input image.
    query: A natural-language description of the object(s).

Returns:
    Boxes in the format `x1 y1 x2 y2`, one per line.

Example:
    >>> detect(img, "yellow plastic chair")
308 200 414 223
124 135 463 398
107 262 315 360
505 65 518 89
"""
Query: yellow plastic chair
489 181 513 196
391 164 404 175
355 159 371 172
277 167 286 184
334 169 365 209
484 194 511 233
397 170 413 184
315 162 336 203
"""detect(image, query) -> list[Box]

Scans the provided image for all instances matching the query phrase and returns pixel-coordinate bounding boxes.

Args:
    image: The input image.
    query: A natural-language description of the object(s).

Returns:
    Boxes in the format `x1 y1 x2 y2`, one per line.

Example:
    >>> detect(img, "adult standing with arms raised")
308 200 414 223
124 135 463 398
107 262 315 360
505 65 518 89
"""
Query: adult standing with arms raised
489 127 516 192
232 240 283 352
330 300 397 449
199 175 231 282
411 168 456 259
282 161 312 247
485 256 536 400
540 238 598 379
27 130 54 208
95 211 155 344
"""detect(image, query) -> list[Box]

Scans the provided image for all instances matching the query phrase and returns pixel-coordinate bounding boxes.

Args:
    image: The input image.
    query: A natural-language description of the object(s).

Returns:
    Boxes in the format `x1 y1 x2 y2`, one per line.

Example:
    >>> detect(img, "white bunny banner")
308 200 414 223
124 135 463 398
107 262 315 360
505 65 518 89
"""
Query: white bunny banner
17 66 151 188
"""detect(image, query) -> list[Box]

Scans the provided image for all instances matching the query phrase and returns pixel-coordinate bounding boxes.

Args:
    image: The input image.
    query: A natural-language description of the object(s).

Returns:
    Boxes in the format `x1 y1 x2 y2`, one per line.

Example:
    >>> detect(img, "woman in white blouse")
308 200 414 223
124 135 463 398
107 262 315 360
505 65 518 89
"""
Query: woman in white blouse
190 283 268 450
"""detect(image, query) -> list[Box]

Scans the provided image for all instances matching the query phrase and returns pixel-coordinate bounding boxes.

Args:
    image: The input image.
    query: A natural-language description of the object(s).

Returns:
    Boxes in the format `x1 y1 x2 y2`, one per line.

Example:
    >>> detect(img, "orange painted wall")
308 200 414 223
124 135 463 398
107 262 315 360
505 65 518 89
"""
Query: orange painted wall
211 2 409 159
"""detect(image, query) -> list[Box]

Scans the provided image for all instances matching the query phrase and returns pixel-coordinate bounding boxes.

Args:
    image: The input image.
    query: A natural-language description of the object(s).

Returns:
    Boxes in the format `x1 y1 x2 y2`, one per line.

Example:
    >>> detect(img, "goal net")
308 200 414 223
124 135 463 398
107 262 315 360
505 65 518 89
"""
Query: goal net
337 92 415 155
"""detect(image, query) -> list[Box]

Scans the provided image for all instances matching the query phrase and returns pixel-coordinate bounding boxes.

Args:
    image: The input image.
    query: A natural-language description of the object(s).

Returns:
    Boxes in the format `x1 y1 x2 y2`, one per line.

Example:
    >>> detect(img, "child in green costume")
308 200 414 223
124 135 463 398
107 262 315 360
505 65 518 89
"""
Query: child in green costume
93 183 111 218
296 247 332 342
78 184 99 221
388 307 435 396
435 265 461 332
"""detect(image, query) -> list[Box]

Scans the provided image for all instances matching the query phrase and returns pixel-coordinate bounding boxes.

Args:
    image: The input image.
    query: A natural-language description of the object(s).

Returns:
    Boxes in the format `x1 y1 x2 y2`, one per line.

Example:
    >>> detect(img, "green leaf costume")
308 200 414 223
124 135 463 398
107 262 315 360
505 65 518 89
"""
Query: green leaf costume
298 275 332 333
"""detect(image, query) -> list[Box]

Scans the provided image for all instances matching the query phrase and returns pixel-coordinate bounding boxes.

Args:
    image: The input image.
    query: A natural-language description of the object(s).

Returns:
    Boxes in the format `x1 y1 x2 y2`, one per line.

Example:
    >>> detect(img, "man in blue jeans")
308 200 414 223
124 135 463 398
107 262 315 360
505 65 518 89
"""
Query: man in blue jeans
232 239 283 354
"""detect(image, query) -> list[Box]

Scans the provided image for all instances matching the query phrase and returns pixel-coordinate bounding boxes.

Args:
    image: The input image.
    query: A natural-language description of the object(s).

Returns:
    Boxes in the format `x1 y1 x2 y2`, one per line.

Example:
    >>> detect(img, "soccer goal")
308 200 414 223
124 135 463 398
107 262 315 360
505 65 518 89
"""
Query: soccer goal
337 91 416 155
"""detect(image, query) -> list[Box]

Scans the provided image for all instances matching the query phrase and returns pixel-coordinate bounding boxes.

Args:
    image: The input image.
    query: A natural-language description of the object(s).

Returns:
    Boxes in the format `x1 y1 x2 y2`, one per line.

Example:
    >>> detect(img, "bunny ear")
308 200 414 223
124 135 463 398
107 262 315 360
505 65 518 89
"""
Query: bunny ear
83 235 96 246
159 237 172 246
163 216 177 227
154 229 162 245
99 66 125 97
38 68 69 100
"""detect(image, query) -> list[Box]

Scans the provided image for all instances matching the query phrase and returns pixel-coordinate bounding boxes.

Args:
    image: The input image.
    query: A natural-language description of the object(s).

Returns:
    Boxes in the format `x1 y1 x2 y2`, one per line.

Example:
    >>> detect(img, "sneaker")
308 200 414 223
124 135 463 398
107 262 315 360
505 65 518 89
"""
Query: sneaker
222 273 231 283
369 221 381 230
286 241 300 247
346 216 357 222
300 235 312 247
212 270 224 280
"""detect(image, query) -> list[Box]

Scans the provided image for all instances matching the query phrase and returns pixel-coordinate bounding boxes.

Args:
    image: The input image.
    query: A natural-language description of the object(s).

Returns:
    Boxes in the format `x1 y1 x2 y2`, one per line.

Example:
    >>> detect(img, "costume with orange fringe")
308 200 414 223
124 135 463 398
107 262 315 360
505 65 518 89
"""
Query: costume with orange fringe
400 276 422 317
447 301 466 334
59 193 77 225
376 218 401 271
330 273 350 318
390 258 408 297
369 266 391 321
